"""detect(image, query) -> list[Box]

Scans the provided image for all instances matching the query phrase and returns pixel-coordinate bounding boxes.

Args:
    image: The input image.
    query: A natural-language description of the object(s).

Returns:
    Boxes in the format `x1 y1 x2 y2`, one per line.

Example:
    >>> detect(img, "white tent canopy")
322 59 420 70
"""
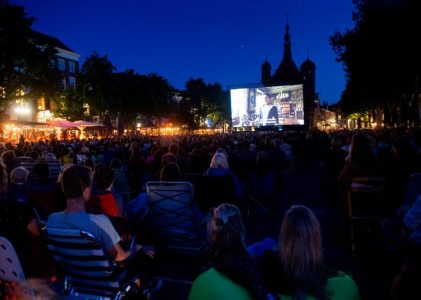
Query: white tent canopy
47 118 75 128
73 120 105 128
73 120 105 139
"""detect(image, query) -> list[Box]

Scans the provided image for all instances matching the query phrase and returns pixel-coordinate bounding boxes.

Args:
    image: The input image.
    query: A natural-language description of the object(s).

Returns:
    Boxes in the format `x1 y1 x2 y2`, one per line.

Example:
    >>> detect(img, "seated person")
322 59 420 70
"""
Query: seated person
28 161 56 219
92 166 122 218
203 152 244 201
199 203 275 300
0 166 44 277
110 158 130 197
204 152 231 177
249 151 282 204
46 165 152 264
128 162 202 220
8 166 31 204
402 195 421 244
260 205 359 300
337 134 384 189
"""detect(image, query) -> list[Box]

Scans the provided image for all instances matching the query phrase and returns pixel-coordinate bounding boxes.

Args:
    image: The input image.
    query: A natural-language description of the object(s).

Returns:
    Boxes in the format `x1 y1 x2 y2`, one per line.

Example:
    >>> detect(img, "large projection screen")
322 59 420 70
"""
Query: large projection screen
230 84 304 127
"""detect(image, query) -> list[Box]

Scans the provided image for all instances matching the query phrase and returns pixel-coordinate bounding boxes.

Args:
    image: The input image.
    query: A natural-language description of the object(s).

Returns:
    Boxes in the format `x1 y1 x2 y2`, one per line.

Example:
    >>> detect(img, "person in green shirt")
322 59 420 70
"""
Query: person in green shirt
261 205 360 300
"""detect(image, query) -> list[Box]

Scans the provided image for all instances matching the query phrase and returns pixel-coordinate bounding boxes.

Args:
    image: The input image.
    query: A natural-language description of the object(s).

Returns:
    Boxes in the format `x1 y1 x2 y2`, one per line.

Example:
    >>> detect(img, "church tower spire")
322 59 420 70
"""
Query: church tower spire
283 19 292 61
271 17 301 86
261 58 272 86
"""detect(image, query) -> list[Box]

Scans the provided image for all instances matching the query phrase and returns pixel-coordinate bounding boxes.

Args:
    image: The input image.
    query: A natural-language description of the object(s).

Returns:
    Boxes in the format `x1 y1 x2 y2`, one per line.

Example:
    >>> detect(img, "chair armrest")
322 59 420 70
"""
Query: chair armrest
116 244 142 268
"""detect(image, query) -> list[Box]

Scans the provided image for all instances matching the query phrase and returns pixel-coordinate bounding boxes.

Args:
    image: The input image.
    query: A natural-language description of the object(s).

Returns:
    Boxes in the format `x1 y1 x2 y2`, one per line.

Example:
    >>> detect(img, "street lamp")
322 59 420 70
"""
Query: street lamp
82 83 93 98
82 83 93 119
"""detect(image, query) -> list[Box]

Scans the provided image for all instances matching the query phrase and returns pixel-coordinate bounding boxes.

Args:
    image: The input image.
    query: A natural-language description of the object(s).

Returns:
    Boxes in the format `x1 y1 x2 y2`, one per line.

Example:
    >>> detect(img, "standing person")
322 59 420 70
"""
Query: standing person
261 205 359 300
258 94 279 126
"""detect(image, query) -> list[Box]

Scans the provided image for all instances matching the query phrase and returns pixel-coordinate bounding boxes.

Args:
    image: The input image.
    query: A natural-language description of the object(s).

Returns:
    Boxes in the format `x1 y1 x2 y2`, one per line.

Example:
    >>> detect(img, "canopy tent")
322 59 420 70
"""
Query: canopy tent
47 118 75 128
46 118 76 140
73 120 105 139
73 120 105 128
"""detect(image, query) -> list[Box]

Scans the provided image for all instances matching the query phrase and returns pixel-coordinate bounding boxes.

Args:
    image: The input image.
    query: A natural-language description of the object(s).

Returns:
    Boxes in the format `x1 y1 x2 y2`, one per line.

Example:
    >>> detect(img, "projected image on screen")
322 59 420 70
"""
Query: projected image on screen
230 84 304 127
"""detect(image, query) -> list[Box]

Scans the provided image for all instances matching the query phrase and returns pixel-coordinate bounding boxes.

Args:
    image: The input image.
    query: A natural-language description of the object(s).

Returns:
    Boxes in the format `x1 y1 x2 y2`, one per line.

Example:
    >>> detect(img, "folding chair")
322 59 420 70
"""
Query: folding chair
44 227 142 300
145 181 204 286
347 177 384 256
0 236 35 299
146 181 203 254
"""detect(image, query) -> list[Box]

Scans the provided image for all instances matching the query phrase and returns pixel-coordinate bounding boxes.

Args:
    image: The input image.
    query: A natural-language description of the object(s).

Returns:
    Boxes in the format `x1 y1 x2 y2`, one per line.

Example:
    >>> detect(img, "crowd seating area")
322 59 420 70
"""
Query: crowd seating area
0 128 420 299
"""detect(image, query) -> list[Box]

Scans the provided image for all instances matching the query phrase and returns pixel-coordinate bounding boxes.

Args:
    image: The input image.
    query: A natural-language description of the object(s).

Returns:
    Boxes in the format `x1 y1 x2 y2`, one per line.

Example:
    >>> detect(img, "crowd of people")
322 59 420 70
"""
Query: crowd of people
0 127 420 299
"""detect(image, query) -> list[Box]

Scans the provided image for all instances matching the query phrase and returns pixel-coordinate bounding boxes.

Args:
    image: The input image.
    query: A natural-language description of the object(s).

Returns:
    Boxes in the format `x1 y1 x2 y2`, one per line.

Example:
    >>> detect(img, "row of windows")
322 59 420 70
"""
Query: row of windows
57 58 76 73
59 76 76 90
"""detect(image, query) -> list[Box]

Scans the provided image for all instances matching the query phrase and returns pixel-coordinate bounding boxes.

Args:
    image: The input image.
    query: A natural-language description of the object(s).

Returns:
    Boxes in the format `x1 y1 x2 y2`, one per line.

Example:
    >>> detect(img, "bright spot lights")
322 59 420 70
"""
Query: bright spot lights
14 106 31 114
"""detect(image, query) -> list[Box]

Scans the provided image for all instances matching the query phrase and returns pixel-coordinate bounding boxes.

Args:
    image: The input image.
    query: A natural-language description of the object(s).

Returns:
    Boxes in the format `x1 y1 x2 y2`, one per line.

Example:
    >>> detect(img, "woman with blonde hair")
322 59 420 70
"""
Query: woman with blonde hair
207 152 229 172
261 205 359 300
201 152 244 209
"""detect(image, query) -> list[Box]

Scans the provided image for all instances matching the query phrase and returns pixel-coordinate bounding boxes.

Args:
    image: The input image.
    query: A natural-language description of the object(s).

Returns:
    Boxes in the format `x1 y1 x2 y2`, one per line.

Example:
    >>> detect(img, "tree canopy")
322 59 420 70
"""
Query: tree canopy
0 0 230 129
0 0 60 108
79 52 115 118
181 78 228 128
330 0 420 121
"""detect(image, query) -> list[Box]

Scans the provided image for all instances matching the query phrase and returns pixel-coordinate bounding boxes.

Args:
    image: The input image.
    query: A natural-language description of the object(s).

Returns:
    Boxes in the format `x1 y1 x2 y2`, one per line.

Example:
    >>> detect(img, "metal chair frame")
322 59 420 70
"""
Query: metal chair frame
45 227 142 300
346 177 385 256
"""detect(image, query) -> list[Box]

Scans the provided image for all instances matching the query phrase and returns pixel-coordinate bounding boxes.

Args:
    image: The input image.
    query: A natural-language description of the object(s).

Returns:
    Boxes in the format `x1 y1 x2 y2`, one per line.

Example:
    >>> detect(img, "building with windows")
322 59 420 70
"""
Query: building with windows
7 31 80 124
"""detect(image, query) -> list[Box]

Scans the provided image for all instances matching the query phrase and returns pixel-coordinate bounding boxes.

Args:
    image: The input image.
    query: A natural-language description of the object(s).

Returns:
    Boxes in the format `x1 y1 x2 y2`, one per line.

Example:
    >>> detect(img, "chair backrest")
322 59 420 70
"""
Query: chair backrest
44 227 124 299
188 268 253 300
0 236 39 299
195 175 237 212
347 177 384 219
146 181 202 252
0 236 26 283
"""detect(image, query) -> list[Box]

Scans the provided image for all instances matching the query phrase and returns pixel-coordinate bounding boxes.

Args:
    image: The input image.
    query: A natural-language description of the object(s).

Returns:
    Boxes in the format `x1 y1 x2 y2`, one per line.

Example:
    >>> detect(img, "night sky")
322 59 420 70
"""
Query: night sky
12 0 354 104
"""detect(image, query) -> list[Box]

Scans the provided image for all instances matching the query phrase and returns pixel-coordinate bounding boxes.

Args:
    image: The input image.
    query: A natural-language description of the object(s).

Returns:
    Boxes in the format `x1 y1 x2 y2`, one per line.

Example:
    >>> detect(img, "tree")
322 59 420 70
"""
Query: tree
181 78 228 128
330 0 420 125
52 88 84 121
107 70 175 131
141 73 174 125
0 1 60 108
80 52 115 119
207 84 230 128
110 70 144 132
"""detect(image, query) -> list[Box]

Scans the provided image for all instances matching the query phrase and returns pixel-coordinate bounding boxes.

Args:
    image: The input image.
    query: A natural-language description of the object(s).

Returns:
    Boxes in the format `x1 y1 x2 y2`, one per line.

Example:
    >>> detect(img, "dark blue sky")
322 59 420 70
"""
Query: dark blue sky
13 0 354 104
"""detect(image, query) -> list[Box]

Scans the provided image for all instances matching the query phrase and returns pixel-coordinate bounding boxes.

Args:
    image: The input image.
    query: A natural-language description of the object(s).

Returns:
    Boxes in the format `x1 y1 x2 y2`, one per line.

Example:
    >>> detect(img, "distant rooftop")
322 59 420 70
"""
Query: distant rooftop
29 30 74 52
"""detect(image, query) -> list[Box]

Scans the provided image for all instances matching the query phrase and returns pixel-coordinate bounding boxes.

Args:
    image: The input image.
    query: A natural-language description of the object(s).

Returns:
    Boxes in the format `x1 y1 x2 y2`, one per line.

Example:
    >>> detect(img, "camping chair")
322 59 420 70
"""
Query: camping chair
145 181 203 254
347 177 385 256
44 227 143 300
0 236 36 299
145 181 204 285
